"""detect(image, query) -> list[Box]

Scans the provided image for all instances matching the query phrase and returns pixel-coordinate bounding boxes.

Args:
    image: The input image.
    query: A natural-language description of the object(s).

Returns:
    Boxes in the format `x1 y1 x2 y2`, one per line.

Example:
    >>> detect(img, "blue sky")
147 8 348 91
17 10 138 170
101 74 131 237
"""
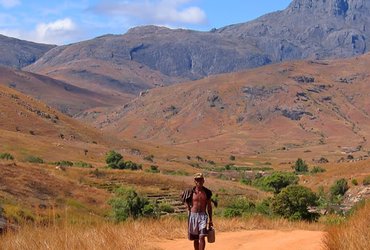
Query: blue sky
0 0 292 45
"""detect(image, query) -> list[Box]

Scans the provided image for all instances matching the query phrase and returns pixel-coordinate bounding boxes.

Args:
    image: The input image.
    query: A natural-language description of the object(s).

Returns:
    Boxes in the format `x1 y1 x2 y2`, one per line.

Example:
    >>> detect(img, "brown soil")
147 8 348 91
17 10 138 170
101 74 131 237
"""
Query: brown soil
155 230 325 250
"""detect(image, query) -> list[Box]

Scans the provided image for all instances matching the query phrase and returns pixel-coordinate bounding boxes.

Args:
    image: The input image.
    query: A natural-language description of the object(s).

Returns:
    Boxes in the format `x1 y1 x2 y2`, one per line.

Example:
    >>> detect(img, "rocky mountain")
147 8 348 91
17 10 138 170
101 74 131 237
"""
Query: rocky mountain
85 53 370 161
25 0 370 95
0 35 55 68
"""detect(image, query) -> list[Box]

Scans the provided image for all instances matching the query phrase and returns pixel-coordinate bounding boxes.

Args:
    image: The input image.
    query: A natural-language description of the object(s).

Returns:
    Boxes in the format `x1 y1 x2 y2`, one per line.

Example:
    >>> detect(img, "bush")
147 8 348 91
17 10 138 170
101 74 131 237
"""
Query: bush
292 158 308 173
253 171 299 193
146 165 160 173
271 185 318 221
25 156 44 164
52 160 73 167
240 177 252 185
363 175 370 186
108 187 156 222
255 198 273 216
229 155 236 161
123 161 142 170
74 161 93 168
310 166 326 174
223 198 255 218
105 150 123 168
159 203 175 213
105 150 141 170
351 179 358 186
0 153 14 160
330 178 349 197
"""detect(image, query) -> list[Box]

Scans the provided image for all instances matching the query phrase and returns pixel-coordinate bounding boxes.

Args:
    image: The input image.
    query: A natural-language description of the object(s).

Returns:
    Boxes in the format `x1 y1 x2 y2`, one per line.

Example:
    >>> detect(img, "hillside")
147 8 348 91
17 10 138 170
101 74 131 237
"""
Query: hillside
24 0 370 98
88 53 370 163
0 66 128 115
0 84 119 162
0 34 54 68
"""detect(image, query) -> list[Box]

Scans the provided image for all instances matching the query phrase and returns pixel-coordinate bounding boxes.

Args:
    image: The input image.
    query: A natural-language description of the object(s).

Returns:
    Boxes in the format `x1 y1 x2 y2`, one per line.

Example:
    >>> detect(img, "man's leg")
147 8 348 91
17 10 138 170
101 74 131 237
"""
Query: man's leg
199 236 206 250
193 239 199 250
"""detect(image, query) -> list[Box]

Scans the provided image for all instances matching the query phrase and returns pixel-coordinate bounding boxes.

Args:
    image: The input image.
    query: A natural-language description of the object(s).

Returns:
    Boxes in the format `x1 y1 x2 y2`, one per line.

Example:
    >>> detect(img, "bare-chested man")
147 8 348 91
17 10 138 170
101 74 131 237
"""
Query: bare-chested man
181 173 213 250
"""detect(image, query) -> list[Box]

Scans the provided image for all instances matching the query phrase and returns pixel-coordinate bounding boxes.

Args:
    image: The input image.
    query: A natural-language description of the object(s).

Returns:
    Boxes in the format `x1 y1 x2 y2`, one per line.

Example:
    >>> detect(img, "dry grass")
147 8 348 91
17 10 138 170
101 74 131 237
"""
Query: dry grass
323 200 370 250
0 216 323 250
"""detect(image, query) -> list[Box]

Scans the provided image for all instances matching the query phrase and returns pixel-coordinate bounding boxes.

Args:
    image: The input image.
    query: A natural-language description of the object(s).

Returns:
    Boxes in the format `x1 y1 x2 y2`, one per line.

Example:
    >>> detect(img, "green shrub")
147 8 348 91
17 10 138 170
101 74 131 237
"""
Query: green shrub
351 179 358 186
363 176 370 186
330 178 349 197
146 165 160 173
292 158 308 173
223 208 242 218
310 166 326 174
253 171 299 193
271 185 318 221
123 161 142 170
105 150 124 168
159 203 175 213
74 161 93 168
229 155 236 161
105 150 141 170
255 198 273 216
0 153 14 160
108 187 156 222
240 177 252 185
223 198 255 218
52 160 73 167
25 156 44 164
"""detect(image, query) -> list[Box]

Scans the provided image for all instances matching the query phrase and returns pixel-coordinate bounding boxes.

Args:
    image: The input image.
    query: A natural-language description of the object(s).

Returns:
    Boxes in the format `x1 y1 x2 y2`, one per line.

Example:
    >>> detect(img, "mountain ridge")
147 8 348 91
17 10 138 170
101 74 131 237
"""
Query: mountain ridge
22 0 370 103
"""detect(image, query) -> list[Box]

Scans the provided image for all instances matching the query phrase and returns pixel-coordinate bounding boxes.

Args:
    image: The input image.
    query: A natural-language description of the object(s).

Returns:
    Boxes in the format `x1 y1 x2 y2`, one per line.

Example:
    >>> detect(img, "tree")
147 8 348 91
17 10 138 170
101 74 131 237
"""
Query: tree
105 150 124 169
108 187 156 222
271 185 318 221
330 178 349 197
292 158 308 173
253 171 299 193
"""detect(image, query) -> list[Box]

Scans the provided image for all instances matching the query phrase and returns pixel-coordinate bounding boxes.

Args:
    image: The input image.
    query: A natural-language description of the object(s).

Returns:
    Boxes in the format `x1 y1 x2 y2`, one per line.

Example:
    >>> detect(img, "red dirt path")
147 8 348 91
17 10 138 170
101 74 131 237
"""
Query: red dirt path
155 230 325 250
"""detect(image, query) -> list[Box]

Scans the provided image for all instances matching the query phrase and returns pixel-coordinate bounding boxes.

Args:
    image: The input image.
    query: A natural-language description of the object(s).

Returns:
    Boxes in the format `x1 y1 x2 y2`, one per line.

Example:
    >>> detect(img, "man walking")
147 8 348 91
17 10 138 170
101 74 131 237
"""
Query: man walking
181 173 213 250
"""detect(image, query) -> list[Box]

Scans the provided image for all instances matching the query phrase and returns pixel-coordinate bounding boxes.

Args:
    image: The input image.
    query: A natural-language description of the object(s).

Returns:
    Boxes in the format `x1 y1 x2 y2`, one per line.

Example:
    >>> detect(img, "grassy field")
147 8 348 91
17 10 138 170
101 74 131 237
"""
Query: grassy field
0 215 324 250
324 200 370 250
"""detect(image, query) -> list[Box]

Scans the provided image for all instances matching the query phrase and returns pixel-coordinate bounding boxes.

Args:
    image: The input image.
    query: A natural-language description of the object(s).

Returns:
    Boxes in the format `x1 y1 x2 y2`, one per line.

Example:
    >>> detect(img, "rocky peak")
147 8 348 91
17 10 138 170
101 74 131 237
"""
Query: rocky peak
126 25 172 36
287 0 368 17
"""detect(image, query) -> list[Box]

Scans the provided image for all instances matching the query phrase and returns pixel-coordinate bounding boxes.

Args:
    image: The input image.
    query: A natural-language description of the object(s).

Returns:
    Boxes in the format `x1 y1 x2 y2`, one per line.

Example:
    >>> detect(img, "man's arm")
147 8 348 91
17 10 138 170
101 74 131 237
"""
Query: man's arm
207 199 213 227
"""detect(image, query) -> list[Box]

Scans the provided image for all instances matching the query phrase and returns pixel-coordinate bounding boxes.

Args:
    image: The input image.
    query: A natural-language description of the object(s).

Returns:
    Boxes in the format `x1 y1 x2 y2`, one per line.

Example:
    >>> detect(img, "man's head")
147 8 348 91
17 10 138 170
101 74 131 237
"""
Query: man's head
194 172 205 187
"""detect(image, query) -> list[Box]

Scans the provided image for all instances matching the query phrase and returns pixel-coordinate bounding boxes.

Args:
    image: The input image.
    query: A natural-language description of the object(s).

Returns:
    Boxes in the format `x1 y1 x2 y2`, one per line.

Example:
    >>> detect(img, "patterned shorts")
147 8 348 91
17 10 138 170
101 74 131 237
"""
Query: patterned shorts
188 212 208 240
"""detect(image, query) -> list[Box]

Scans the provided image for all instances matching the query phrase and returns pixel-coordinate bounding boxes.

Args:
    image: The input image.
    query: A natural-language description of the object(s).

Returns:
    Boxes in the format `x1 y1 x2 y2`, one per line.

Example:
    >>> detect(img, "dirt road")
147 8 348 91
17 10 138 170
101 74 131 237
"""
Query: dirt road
155 230 325 250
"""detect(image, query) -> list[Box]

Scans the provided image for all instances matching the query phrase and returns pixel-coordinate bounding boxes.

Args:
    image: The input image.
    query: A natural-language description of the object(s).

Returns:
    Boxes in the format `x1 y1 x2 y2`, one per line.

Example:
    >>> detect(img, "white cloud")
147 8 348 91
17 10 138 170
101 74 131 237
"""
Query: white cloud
0 28 21 38
34 18 77 44
0 0 21 8
92 0 207 26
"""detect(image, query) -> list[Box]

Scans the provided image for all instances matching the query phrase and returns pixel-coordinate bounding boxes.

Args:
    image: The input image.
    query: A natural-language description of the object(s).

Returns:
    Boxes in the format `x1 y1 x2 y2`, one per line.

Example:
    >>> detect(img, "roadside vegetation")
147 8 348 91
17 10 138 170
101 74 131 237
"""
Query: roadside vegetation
0 153 368 249
324 200 370 250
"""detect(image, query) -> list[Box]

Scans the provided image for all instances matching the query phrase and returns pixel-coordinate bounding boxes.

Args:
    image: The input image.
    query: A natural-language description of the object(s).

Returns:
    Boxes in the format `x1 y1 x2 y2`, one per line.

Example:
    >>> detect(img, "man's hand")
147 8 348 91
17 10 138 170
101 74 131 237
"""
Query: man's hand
209 221 213 228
